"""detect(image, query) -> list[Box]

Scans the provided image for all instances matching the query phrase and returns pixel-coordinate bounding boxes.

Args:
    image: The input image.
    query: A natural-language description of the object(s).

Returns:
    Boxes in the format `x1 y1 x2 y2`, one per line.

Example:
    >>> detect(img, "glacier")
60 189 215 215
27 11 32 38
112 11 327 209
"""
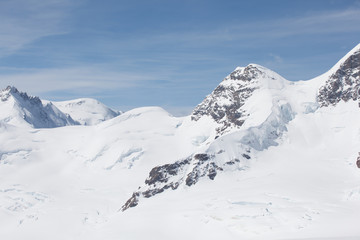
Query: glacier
0 43 359 240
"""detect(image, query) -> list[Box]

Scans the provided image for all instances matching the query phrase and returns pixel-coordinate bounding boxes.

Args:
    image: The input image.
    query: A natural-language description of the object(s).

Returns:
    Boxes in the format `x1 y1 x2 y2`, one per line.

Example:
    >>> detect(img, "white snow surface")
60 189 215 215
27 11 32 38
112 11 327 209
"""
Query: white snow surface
51 98 121 125
1 44 360 240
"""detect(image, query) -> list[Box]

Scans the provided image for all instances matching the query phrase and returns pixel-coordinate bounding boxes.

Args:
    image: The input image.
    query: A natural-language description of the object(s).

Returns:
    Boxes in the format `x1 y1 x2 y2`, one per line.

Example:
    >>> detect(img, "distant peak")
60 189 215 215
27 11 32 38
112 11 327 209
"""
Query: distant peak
226 64 262 82
225 63 284 84
2 85 18 94
0 85 41 105
232 64 271 73
1 86 18 101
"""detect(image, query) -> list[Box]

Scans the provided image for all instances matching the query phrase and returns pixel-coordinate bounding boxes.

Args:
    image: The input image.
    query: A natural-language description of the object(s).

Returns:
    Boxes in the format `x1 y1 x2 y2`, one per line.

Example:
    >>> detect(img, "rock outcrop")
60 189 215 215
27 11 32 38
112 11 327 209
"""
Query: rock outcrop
318 48 360 107
191 64 286 136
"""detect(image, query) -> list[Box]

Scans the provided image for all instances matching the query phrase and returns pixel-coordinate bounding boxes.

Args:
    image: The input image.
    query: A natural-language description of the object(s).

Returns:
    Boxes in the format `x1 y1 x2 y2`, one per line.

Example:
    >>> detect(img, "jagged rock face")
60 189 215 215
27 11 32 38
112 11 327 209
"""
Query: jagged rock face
317 49 360 107
121 152 251 211
1 86 41 104
191 65 268 135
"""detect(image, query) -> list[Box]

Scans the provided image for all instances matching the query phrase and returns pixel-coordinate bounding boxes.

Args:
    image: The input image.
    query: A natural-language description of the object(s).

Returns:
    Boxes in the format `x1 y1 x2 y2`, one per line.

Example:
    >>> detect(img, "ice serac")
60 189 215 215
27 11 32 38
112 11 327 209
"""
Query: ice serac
0 86 78 128
52 98 121 125
317 44 360 107
191 64 287 136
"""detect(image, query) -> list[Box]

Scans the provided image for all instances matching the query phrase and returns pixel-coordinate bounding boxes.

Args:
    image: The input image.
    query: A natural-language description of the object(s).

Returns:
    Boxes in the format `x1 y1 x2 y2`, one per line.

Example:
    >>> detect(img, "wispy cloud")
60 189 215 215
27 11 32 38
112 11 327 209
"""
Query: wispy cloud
258 8 360 37
0 66 159 95
122 8 360 49
0 0 75 56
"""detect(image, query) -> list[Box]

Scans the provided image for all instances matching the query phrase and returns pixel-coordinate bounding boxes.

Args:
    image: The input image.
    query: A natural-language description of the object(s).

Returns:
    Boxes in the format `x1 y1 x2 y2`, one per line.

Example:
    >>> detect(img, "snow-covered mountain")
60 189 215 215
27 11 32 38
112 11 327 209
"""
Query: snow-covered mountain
121 64 295 210
0 86 78 128
0 43 360 240
51 98 121 125
192 64 288 137
0 86 121 128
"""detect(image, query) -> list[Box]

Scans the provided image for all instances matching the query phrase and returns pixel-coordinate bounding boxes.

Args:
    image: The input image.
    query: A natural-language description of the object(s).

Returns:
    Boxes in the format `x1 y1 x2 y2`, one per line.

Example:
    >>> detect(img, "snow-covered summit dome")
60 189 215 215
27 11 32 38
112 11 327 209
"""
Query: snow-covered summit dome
52 98 121 126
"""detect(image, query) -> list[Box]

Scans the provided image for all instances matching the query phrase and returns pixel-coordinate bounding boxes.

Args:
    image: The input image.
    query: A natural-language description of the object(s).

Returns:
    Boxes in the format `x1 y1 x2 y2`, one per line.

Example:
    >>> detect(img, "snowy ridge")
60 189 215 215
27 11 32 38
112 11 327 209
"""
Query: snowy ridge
317 44 360 107
0 86 121 128
313 43 360 84
52 98 121 125
0 86 78 128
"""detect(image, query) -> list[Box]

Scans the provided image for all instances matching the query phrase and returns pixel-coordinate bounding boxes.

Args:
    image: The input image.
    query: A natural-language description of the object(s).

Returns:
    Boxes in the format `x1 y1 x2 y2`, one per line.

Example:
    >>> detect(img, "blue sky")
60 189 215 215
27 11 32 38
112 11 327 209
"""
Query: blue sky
0 0 359 115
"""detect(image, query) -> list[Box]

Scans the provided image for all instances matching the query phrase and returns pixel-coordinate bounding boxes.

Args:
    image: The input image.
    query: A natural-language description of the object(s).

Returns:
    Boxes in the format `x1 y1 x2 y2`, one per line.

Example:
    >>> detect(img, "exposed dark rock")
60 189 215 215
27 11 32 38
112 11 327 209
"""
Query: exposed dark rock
207 163 223 180
318 49 360 107
191 65 262 135
185 156 223 186
121 157 192 211
185 170 200 186
225 161 235 165
194 153 210 162
217 149 225 154
121 149 251 211
185 153 214 186
121 192 140 211
242 153 251 159
121 151 244 211
145 158 190 185
142 188 164 198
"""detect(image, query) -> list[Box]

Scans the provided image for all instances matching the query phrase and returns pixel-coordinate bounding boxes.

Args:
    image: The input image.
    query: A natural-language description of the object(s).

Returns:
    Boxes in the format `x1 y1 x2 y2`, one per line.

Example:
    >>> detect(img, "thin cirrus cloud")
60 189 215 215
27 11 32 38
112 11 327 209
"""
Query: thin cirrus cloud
132 8 360 48
0 0 75 56
0 66 158 95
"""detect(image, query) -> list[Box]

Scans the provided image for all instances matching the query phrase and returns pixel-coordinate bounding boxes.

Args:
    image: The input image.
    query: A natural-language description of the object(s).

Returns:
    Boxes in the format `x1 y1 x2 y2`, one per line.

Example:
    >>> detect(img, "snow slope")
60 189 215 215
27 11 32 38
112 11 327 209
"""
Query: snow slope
0 86 78 128
0 43 360 240
52 98 121 125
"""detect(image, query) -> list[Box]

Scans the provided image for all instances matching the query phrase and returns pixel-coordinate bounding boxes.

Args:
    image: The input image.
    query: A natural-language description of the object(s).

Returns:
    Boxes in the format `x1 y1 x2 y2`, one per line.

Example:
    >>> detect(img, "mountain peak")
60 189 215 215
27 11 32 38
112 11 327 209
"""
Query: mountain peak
1 85 42 105
225 64 278 83
192 64 287 136
2 85 17 92
0 86 78 128
1 86 18 101
52 98 121 125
